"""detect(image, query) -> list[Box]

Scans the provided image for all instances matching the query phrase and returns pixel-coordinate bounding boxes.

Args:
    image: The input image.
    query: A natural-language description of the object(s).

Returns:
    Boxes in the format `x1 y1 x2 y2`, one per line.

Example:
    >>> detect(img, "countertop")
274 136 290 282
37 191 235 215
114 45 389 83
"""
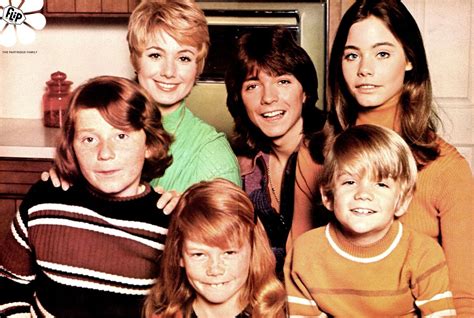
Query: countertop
0 119 59 159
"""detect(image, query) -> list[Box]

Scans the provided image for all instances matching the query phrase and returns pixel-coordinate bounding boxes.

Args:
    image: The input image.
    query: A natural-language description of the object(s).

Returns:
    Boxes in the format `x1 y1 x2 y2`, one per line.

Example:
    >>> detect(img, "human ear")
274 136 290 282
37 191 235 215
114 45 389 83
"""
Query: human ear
405 60 413 71
179 257 184 268
394 194 412 218
145 147 151 159
320 187 334 211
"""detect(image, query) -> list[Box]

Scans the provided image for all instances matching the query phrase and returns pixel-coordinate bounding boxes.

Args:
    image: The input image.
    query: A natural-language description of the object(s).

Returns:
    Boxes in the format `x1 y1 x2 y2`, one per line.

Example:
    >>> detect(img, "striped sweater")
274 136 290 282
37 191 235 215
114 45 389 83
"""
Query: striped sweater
0 180 170 317
292 136 474 315
285 221 456 317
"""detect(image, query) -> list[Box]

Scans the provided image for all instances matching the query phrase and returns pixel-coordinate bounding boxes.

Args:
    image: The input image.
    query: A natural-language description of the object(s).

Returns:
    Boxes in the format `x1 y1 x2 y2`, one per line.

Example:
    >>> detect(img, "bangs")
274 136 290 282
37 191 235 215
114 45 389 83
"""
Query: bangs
331 125 415 183
336 150 402 182
143 12 208 61
184 222 249 249
75 82 145 132
186 220 248 250
177 205 251 250
97 101 136 131
244 58 291 80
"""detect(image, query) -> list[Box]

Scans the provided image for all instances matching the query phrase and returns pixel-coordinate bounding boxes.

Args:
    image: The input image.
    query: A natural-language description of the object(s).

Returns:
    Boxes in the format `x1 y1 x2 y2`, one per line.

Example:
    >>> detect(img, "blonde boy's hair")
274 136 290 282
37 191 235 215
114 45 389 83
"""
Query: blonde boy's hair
127 0 210 75
320 124 418 211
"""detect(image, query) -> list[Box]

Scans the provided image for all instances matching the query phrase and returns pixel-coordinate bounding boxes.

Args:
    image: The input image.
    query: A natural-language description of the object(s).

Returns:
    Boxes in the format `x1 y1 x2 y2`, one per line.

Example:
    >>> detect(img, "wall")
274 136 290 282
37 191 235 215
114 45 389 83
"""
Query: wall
0 20 134 119
328 0 474 170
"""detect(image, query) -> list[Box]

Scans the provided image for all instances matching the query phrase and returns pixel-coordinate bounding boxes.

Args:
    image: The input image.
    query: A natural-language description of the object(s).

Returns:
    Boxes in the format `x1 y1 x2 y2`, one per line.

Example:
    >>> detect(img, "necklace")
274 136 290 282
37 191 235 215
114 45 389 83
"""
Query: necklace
267 157 280 205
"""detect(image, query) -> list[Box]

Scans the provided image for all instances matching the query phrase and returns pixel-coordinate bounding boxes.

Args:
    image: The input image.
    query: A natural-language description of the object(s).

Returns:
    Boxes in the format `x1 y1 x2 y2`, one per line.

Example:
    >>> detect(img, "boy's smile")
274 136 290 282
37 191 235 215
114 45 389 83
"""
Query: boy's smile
322 172 406 246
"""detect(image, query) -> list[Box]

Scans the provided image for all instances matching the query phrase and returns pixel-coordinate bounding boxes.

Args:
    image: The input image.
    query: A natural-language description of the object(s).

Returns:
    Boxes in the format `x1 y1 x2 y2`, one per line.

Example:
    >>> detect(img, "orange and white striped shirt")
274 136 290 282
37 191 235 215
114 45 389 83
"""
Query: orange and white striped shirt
285 221 456 317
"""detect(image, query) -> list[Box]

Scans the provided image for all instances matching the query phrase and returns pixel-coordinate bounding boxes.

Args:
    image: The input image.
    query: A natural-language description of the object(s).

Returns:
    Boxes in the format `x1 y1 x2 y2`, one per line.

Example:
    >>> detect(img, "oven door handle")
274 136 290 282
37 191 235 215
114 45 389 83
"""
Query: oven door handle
206 16 298 26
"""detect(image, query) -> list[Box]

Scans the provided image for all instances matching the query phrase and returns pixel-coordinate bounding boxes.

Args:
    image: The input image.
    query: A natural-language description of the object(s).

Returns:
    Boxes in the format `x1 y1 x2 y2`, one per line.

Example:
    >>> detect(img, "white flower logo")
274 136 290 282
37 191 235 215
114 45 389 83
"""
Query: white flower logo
0 0 46 47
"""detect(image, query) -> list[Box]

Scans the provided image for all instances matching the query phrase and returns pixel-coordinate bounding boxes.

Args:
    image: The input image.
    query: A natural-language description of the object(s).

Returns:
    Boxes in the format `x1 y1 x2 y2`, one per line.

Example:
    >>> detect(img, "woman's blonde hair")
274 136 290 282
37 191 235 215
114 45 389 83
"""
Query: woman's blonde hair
320 124 417 211
143 179 286 318
127 0 210 75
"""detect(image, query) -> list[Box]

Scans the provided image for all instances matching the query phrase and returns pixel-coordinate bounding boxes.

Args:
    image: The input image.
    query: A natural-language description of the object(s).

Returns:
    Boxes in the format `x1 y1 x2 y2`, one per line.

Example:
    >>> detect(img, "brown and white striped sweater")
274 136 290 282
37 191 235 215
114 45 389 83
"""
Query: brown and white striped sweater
0 180 170 318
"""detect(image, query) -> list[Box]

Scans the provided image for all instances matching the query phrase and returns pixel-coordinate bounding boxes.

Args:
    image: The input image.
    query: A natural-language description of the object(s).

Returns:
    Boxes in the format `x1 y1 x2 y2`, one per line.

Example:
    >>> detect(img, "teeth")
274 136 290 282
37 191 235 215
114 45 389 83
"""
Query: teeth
157 82 176 89
352 208 375 214
262 110 284 118
359 84 375 88
209 283 225 288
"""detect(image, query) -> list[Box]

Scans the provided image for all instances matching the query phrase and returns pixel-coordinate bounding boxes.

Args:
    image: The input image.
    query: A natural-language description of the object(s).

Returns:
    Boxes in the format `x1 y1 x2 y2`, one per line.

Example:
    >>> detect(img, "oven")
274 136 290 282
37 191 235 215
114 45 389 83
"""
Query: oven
187 1 327 135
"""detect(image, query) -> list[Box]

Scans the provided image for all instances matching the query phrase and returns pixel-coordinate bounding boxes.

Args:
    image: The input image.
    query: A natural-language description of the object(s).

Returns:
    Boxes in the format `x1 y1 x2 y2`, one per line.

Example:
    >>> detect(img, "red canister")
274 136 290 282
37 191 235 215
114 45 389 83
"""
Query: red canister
42 71 73 128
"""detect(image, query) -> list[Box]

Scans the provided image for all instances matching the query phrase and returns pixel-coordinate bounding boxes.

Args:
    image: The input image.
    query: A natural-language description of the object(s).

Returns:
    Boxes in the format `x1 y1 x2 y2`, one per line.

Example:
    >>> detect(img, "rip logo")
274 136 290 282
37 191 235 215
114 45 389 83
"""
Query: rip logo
0 0 46 47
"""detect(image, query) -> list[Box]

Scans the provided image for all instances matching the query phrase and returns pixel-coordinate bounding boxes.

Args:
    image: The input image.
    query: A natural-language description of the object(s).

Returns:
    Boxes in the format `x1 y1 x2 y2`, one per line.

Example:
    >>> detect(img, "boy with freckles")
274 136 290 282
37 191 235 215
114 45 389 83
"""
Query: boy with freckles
285 125 456 317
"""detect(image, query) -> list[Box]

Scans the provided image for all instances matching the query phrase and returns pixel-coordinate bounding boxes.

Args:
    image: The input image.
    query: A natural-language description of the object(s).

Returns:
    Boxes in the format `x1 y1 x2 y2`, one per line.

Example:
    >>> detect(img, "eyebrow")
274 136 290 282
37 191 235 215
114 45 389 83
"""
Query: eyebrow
145 45 162 50
243 71 290 81
344 42 396 50
145 45 197 55
75 128 97 133
336 171 351 177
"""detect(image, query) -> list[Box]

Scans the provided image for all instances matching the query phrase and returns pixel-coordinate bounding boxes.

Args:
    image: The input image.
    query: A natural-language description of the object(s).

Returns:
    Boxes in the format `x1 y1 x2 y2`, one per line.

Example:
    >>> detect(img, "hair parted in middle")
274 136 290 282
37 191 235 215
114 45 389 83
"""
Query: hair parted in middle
225 26 325 156
319 124 417 211
127 0 210 76
326 0 440 167
55 75 173 184
143 178 286 318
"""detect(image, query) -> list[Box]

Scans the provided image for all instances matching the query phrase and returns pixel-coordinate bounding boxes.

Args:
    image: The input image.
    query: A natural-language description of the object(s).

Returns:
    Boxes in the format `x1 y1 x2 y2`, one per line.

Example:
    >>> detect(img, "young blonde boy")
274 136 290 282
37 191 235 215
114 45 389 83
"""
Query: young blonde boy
285 124 456 317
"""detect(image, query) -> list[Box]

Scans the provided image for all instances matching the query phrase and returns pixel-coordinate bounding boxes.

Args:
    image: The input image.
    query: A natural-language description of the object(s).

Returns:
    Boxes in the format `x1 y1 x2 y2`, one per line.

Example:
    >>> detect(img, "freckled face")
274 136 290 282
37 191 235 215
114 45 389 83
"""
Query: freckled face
342 16 413 110
323 172 405 246
137 29 198 115
241 71 305 144
73 108 149 197
180 240 251 310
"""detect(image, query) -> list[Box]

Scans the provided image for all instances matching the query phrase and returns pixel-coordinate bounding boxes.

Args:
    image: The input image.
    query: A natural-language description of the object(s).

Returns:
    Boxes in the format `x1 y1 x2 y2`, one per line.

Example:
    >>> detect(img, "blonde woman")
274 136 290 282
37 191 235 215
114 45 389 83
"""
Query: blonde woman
127 0 240 193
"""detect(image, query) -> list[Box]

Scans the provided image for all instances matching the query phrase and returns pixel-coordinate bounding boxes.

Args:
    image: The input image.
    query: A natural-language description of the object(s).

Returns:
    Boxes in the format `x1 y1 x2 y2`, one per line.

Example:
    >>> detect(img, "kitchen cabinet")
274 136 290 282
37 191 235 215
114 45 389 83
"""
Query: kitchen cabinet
0 158 53 244
44 0 140 17
43 1 324 17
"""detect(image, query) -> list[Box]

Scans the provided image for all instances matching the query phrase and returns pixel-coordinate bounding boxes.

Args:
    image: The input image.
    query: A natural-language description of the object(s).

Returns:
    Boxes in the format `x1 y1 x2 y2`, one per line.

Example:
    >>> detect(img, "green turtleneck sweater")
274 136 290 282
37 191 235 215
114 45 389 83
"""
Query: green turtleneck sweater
150 102 240 193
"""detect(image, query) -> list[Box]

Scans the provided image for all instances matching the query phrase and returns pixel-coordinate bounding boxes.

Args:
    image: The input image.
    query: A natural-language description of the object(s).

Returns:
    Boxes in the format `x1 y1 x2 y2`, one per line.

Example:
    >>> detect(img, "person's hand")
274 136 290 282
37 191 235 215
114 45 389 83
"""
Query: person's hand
40 167 71 191
154 186 181 215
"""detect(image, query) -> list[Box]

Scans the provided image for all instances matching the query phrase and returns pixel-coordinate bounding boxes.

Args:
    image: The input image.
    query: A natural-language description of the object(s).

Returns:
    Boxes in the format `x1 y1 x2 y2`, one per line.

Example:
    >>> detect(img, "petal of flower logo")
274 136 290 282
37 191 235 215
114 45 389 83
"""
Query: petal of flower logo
0 0 46 47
